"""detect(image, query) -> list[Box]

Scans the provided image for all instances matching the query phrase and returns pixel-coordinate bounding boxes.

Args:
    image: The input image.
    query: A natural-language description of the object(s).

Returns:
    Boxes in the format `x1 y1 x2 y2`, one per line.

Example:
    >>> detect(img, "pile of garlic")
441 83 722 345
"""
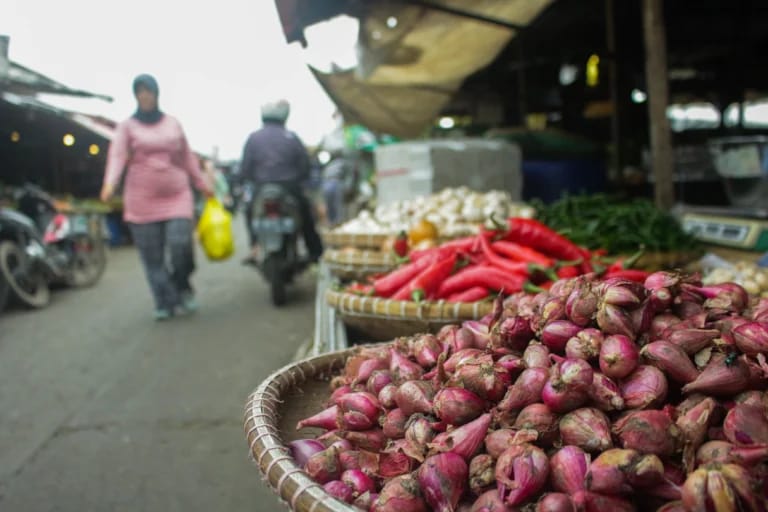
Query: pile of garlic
703 260 768 297
334 187 534 237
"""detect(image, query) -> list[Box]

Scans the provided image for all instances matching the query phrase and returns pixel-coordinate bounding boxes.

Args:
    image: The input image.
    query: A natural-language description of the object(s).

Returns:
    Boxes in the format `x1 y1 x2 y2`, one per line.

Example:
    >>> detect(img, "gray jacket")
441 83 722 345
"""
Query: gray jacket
240 122 310 185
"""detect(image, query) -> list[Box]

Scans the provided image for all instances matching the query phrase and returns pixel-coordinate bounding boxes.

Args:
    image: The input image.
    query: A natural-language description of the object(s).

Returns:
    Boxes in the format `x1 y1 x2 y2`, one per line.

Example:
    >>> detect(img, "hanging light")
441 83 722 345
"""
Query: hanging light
631 88 647 104
10 130 20 142
318 150 331 165
88 143 100 155
386 16 398 29
438 117 455 129
586 54 600 87
63 133 75 146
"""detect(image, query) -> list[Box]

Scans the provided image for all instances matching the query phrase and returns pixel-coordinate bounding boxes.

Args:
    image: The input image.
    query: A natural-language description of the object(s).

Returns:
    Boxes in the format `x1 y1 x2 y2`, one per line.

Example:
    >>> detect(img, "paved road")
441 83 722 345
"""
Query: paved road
0 238 316 511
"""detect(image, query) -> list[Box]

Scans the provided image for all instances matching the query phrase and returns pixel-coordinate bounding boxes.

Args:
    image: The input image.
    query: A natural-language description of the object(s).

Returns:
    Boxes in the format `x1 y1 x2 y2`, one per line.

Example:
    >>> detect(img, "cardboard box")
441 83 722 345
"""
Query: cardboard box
374 139 522 205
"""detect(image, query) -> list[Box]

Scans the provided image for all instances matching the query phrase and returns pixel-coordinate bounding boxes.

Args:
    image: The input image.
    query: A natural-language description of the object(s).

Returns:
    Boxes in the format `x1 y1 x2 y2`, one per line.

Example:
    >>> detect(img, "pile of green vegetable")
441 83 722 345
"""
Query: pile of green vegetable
532 194 700 255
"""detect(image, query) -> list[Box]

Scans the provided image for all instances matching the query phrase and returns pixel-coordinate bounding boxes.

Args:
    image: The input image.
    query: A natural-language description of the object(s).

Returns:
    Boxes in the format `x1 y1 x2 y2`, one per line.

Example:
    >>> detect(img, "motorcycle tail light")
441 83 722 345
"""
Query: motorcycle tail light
263 200 282 218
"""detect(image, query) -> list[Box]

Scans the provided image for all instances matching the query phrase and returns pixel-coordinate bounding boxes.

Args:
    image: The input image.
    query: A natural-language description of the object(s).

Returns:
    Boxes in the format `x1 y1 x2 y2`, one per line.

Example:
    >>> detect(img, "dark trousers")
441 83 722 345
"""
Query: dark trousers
129 218 195 311
248 182 324 260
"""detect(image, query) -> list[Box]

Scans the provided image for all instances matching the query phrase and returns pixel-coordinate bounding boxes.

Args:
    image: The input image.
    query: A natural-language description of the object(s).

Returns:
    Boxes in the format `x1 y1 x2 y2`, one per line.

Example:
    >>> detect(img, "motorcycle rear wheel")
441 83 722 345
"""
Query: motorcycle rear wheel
264 254 287 306
65 234 107 288
0 241 51 308
0 273 9 314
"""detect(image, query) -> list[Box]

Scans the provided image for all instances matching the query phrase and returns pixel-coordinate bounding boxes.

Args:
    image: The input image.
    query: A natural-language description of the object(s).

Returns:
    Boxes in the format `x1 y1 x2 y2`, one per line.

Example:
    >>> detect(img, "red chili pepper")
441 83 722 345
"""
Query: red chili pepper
604 268 651 283
592 248 609 257
392 253 458 301
436 236 479 253
491 240 553 267
408 245 457 263
393 231 409 258
506 218 592 273
446 286 489 303
346 282 374 296
556 265 581 279
478 231 532 275
373 254 437 297
436 265 527 298
606 248 646 274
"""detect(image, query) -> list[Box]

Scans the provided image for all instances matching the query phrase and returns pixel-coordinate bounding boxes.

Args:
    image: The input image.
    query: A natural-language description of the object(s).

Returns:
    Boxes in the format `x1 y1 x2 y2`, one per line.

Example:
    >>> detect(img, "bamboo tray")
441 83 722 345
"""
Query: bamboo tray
322 249 396 281
322 232 390 250
325 290 493 341
244 346 366 511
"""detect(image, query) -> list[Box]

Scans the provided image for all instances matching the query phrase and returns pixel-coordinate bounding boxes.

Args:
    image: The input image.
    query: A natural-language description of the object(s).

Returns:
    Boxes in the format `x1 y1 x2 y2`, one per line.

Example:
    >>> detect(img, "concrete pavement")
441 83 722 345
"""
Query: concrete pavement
0 239 316 511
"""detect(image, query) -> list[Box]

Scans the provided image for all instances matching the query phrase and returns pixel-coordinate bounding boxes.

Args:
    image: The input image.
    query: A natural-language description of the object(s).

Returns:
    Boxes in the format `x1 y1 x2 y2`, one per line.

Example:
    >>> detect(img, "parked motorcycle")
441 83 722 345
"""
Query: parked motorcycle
249 183 308 306
0 184 107 310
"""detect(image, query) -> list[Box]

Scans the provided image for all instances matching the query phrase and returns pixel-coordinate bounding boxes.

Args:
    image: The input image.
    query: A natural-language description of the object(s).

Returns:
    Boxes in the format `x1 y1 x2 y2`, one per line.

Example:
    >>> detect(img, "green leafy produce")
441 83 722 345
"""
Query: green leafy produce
532 194 700 254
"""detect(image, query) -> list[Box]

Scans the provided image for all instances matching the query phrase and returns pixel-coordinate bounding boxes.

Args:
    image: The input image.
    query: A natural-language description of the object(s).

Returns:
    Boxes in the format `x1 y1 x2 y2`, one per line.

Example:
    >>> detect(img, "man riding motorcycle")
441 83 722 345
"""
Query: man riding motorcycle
239 100 324 264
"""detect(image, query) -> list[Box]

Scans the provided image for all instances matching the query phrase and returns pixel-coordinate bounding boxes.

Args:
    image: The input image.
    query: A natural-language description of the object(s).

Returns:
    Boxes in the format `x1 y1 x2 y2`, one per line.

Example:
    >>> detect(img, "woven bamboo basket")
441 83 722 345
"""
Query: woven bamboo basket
322 232 390 250
244 345 375 512
322 249 397 281
325 290 493 341
633 249 704 271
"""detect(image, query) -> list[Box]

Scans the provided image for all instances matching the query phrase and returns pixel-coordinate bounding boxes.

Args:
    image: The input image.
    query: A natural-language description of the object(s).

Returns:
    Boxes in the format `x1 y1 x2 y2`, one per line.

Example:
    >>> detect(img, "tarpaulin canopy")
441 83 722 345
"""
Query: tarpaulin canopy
275 0 552 137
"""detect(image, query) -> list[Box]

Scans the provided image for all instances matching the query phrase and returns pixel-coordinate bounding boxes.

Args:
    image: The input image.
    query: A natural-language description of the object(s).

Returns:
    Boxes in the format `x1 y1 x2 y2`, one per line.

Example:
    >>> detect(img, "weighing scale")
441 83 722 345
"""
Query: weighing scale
678 205 768 251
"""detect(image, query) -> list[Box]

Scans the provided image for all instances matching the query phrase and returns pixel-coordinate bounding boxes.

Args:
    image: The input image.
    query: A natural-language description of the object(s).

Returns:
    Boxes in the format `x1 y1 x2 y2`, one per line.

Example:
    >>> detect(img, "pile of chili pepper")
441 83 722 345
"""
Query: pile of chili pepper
343 218 653 303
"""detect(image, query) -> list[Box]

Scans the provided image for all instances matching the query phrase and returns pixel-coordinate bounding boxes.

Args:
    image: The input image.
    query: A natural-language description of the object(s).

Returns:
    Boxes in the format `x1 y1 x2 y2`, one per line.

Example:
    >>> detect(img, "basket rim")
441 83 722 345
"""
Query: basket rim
243 345 368 512
325 289 494 322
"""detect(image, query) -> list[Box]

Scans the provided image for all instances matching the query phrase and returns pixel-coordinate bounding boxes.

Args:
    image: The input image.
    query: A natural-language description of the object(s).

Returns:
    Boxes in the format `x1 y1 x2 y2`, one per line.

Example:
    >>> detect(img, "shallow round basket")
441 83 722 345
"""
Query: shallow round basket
322 232 390 250
323 249 396 281
634 249 704 271
326 290 493 341
243 345 372 512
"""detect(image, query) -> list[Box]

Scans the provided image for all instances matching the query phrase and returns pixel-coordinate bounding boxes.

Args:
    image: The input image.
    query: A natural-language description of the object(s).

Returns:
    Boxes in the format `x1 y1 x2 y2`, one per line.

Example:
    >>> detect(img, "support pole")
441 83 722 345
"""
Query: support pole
606 0 621 184
642 0 674 209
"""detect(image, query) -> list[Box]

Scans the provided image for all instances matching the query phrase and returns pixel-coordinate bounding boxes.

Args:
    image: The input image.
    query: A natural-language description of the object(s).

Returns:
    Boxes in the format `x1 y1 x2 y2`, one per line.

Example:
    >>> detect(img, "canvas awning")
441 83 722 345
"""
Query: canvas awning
275 0 552 137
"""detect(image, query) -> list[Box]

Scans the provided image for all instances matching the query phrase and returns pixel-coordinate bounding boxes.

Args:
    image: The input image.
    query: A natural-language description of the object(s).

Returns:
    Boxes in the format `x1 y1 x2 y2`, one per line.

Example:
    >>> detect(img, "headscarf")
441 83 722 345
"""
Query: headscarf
132 74 164 125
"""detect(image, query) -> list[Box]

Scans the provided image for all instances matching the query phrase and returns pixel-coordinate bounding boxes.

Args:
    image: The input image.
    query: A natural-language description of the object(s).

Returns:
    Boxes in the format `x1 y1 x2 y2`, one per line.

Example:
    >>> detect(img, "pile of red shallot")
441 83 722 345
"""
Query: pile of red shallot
289 271 768 511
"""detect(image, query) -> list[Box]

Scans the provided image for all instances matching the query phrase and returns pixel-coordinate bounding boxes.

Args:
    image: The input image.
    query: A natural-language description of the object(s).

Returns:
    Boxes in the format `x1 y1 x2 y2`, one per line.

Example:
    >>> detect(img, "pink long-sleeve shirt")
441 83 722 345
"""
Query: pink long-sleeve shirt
103 115 209 224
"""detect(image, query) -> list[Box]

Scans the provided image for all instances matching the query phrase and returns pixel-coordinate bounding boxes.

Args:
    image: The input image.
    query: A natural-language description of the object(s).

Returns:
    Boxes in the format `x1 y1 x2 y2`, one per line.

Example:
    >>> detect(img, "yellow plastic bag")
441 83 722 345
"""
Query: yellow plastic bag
197 198 234 261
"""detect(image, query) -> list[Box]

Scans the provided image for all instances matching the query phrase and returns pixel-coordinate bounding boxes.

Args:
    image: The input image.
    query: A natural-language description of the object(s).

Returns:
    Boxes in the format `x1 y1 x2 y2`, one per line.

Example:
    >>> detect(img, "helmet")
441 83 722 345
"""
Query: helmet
261 100 290 123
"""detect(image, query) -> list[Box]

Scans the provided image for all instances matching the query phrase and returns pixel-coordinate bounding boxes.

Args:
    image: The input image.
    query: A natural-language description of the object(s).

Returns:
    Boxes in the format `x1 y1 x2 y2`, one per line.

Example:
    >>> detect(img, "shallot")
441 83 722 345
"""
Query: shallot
341 468 376 497
559 408 613 452
682 353 751 396
337 392 382 431
469 454 495 495
640 341 699 383
497 368 548 411
513 403 559 446
599 334 639 379
305 446 341 484
324 480 354 503
587 372 625 411
541 320 582 353
379 384 398 409
613 410 680 457
390 348 424 383
287 439 325 468
373 473 428 512
495 442 550 506
619 365 668 410
417 452 468 512
433 387 485 425
429 413 491 460
549 445 589 494
395 380 435 416
723 403 768 445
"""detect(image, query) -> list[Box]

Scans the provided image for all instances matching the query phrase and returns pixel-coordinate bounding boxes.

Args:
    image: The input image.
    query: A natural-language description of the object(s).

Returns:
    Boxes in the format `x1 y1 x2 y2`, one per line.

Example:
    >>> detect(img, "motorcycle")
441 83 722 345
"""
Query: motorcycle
249 183 308 306
0 183 107 310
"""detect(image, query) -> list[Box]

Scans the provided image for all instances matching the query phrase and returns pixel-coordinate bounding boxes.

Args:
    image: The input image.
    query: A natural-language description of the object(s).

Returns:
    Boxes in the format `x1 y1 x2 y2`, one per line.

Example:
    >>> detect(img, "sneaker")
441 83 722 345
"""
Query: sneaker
154 309 172 321
178 292 198 314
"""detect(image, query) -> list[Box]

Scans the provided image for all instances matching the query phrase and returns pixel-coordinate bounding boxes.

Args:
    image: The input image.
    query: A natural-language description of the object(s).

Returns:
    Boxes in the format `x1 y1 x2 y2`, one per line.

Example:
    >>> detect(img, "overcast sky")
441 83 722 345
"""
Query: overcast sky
1 0 345 160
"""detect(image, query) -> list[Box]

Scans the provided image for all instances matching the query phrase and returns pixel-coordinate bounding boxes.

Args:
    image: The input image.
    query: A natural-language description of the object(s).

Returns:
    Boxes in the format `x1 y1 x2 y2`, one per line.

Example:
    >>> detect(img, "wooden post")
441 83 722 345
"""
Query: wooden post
642 0 674 209
606 0 621 184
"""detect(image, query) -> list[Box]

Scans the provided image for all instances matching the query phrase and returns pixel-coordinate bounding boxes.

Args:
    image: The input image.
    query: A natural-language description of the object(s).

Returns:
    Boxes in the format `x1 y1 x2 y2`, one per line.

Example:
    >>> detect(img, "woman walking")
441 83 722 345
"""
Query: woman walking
101 74 212 320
